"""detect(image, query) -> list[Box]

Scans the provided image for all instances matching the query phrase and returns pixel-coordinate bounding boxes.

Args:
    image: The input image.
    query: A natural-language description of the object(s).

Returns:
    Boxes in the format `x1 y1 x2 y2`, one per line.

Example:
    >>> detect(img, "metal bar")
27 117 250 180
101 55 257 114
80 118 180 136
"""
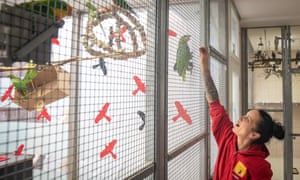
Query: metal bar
282 26 293 180
224 0 229 111
67 12 81 180
204 0 210 179
241 28 248 115
155 0 168 179
290 68 300 74
261 109 283 112
168 133 208 161
291 133 300 136
145 0 156 165
209 46 227 65
169 0 202 5
248 108 283 112
14 20 64 59
123 163 155 180
205 106 210 179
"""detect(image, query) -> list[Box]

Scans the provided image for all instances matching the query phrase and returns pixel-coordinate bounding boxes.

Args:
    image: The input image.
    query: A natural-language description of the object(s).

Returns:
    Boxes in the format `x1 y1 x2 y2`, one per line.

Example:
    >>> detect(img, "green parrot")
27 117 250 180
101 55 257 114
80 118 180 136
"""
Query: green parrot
15 0 73 20
174 35 193 81
8 61 38 96
113 0 138 17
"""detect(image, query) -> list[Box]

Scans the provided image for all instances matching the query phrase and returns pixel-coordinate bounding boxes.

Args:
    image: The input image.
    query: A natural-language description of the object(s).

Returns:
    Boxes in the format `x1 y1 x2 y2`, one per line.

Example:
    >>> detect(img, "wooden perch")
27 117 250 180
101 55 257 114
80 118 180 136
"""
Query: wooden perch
0 52 137 72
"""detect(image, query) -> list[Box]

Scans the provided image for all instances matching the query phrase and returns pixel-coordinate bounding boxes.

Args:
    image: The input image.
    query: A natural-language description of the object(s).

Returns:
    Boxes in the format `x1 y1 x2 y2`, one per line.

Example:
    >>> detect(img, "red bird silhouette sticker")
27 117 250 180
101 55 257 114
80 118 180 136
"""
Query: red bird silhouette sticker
1 85 14 102
95 103 111 124
172 101 192 125
113 26 127 42
37 108 51 122
168 29 177 37
0 156 9 162
100 139 117 159
132 75 146 96
15 144 24 156
51 38 60 45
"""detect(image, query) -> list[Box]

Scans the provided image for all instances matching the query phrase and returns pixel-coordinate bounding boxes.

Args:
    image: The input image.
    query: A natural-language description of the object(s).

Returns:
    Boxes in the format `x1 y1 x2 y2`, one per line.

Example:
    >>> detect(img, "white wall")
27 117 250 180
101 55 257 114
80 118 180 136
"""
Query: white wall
252 69 300 103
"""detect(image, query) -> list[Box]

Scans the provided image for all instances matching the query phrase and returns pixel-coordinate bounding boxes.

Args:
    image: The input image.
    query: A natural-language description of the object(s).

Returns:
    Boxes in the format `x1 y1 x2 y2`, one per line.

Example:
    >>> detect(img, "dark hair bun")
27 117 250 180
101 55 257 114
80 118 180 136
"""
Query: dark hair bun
273 122 285 140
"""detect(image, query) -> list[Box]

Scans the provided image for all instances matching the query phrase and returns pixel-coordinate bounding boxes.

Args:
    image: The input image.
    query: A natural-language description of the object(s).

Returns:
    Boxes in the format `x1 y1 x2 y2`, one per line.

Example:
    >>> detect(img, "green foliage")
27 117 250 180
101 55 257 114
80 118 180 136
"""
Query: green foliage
8 61 38 96
15 0 72 20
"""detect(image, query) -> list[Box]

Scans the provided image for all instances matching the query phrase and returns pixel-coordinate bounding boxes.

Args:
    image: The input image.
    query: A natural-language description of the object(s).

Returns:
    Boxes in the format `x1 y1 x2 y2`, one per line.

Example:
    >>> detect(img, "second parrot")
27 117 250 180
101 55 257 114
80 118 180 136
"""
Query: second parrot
15 0 73 20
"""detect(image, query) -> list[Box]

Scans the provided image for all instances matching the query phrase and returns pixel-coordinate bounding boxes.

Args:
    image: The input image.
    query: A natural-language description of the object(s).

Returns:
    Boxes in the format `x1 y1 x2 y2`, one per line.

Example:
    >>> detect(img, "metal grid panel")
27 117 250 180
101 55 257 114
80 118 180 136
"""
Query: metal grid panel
209 57 227 175
168 141 206 179
291 26 300 103
292 74 300 133
0 0 156 179
291 25 300 177
210 57 227 107
143 174 154 180
168 0 206 152
77 8 156 178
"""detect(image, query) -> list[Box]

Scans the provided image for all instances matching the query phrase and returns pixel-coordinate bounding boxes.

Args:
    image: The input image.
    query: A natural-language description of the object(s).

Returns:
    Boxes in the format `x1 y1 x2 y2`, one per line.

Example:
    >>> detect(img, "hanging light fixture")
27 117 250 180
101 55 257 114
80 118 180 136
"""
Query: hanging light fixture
254 30 268 61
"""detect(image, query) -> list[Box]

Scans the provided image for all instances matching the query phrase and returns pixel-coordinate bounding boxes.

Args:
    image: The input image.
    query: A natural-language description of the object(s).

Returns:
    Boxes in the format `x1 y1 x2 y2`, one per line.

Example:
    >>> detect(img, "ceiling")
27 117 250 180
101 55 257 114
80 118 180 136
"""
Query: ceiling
233 0 300 27
233 0 300 59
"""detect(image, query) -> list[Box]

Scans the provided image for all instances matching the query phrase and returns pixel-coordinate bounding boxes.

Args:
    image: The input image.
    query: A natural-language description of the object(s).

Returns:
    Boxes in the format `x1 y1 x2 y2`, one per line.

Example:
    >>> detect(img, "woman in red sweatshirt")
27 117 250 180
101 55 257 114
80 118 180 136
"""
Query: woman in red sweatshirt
199 47 285 180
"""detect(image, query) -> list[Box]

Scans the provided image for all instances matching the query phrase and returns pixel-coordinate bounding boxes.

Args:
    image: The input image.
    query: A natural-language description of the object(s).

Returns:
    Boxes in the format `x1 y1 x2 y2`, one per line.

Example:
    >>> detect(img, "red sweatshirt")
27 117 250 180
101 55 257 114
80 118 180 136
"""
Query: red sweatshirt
209 100 273 180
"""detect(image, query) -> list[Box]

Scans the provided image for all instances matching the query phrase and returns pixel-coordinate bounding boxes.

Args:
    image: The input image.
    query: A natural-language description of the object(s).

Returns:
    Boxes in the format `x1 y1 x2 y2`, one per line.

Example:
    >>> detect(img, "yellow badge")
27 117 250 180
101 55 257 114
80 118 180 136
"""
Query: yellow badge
233 161 247 178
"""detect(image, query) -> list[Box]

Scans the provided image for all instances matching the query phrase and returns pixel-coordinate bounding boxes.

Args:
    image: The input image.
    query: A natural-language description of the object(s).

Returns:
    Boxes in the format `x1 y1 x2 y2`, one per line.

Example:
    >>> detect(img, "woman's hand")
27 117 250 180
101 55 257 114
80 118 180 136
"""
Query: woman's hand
199 47 210 73
199 47 219 102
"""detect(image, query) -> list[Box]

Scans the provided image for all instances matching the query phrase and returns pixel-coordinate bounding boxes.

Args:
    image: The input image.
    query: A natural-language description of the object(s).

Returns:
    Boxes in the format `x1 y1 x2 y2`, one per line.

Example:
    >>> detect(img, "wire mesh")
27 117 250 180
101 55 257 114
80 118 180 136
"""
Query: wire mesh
208 57 227 176
0 0 214 179
168 141 206 180
210 0 226 56
1 0 156 179
168 0 205 151
167 0 207 179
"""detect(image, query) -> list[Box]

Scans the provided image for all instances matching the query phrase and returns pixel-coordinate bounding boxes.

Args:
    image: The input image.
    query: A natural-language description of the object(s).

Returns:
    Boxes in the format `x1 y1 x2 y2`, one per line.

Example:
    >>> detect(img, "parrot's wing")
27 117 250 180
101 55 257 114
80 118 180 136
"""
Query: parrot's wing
23 69 38 84
8 75 27 92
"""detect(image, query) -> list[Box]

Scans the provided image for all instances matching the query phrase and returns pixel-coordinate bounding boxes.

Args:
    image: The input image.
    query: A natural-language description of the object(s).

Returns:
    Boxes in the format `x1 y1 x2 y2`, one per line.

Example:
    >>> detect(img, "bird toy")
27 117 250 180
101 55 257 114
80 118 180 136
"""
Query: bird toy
82 2 146 60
